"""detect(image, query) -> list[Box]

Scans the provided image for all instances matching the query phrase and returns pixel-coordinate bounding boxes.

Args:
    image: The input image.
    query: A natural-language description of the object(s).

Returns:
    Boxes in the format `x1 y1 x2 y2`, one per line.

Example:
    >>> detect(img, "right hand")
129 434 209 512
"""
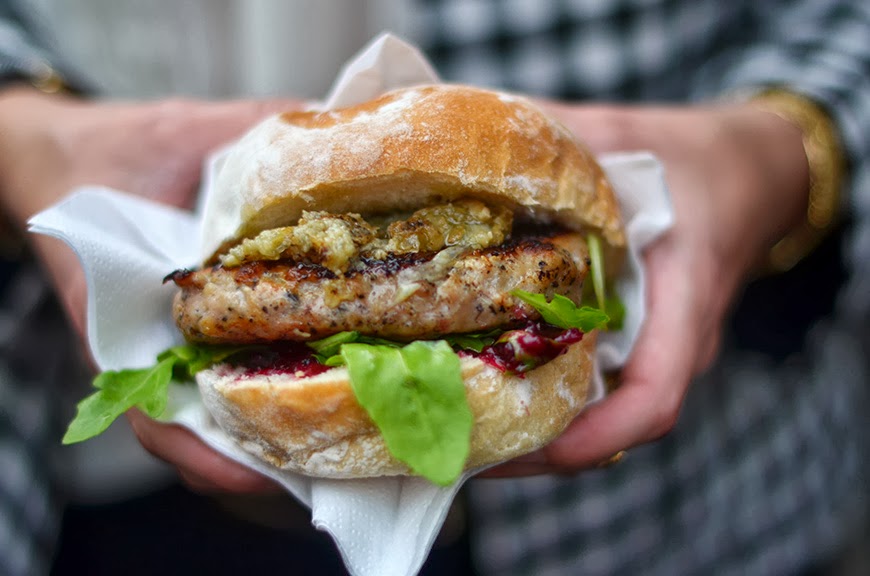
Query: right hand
485 102 809 476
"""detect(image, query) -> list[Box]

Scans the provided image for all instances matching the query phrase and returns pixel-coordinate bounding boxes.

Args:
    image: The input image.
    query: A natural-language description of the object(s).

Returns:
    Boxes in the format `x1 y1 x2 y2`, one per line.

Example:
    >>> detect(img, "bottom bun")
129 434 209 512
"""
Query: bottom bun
197 334 596 478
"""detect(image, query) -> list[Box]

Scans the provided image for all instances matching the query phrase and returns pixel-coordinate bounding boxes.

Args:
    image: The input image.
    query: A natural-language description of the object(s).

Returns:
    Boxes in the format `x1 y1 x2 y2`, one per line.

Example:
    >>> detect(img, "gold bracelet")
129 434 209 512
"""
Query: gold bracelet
0 62 71 259
29 61 68 94
751 90 846 272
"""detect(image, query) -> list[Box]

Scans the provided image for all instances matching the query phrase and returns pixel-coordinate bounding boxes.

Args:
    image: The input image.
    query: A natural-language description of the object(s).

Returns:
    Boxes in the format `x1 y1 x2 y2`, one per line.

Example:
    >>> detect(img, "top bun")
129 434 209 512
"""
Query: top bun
201 84 625 263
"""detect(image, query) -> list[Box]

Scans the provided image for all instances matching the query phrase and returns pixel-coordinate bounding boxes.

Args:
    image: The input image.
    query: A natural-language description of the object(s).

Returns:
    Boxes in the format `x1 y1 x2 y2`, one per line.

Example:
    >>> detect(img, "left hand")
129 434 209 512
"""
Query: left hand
485 103 809 476
0 87 302 337
0 86 303 492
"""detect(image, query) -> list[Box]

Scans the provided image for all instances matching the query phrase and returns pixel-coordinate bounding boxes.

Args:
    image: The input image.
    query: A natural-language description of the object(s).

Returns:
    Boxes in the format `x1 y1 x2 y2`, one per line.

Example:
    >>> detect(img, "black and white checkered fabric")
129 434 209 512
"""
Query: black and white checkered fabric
0 3 87 575
410 1 870 574
0 0 83 86
0 264 74 576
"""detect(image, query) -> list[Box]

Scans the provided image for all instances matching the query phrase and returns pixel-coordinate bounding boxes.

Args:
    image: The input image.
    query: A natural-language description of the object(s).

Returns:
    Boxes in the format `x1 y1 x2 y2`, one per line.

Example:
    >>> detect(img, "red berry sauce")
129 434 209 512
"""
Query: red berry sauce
234 343 331 379
474 323 583 375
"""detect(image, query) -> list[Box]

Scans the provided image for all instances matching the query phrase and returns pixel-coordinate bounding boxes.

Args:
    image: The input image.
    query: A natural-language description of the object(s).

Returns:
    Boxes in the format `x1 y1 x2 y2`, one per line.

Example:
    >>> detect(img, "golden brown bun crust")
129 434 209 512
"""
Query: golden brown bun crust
197 333 596 478
202 84 624 263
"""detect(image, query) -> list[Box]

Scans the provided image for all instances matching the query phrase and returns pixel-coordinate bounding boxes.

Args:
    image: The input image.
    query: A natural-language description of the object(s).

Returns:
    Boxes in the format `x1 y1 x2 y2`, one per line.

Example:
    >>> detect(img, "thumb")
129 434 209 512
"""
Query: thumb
145 98 306 208
188 98 306 150
539 236 700 468
533 101 635 154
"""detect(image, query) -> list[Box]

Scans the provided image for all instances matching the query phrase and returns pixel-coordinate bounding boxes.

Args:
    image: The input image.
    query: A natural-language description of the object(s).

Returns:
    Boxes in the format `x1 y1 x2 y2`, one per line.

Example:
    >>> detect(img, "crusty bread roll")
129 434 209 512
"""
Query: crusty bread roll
201 84 624 264
197 332 596 477
188 83 625 480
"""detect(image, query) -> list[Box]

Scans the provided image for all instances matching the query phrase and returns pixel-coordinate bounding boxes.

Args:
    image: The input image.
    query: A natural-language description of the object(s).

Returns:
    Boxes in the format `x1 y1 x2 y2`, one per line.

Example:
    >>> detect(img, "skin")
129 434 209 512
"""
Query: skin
487 102 808 476
0 86 807 490
0 85 295 491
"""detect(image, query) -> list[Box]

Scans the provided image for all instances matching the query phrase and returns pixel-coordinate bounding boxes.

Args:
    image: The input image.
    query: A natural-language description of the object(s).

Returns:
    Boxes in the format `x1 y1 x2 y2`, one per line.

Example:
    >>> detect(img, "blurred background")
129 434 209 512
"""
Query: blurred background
2 0 868 575
30 0 413 99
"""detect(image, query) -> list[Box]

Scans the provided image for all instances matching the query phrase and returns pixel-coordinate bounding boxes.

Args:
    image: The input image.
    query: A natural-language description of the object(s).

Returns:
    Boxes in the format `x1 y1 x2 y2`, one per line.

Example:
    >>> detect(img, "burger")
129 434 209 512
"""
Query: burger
65 84 625 486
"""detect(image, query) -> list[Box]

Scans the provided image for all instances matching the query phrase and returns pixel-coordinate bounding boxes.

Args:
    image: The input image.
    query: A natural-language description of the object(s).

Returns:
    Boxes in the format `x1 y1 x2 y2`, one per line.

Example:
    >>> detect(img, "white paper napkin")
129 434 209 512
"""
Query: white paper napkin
29 33 673 576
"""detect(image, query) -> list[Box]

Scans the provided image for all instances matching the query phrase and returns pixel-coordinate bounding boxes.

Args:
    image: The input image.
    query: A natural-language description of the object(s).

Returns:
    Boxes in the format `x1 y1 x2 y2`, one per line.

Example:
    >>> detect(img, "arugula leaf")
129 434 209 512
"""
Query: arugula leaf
511 289 609 333
158 345 249 382
63 345 245 445
604 295 626 331
341 341 472 486
322 355 347 367
307 332 402 365
442 329 501 353
307 331 361 362
587 233 606 311
63 358 175 444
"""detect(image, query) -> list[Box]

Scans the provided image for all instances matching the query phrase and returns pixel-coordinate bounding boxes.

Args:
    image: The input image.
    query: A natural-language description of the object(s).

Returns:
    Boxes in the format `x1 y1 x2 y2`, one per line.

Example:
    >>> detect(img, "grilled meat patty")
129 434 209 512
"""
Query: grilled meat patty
170 233 588 344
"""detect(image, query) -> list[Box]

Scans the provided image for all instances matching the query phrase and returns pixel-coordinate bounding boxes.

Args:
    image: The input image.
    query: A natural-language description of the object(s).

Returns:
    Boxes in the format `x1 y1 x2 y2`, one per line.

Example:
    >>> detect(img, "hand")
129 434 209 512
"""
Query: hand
0 86 302 335
0 85 301 492
485 103 809 476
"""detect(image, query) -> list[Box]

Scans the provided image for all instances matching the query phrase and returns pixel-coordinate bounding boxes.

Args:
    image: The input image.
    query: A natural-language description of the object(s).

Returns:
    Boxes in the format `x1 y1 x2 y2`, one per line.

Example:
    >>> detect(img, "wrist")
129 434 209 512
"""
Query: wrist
712 103 810 274
0 85 52 255
0 85 82 227
749 90 846 272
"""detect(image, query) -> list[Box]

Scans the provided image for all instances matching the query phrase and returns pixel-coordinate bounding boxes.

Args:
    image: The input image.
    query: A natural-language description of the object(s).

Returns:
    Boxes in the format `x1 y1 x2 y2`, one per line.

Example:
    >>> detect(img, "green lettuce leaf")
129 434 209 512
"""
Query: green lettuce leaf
511 289 609 332
63 345 244 445
341 340 472 486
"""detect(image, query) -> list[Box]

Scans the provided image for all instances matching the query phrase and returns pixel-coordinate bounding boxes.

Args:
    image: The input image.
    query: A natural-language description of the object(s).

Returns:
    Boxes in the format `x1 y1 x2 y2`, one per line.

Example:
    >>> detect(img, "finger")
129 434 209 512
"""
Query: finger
534 101 637 154
205 97 305 122
187 98 305 149
695 329 722 374
477 451 551 478
177 469 225 493
127 410 279 493
143 98 307 207
30 236 88 336
176 467 282 495
538 238 700 469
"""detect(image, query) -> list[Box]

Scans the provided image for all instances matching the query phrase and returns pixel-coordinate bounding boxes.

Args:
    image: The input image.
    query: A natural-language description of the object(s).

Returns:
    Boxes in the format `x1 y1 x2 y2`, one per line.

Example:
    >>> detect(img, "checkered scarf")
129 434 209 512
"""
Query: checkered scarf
410 1 870 574
0 264 73 576
0 3 85 574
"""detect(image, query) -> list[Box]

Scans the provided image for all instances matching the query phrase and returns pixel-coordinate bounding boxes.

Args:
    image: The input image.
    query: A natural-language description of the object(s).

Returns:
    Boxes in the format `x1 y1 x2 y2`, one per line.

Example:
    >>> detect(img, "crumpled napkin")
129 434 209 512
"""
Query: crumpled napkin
29 33 673 576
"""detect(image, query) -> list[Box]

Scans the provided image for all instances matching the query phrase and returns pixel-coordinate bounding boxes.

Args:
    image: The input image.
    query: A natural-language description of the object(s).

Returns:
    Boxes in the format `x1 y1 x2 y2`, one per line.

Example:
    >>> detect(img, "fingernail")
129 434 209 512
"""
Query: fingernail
596 450 627 468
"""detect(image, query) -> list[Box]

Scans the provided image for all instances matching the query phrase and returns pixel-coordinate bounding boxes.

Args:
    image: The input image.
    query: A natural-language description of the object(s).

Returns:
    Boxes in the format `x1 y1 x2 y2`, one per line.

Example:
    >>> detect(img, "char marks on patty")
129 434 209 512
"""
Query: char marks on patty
171 233 588 344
